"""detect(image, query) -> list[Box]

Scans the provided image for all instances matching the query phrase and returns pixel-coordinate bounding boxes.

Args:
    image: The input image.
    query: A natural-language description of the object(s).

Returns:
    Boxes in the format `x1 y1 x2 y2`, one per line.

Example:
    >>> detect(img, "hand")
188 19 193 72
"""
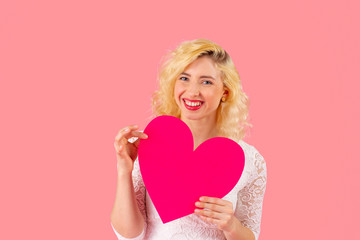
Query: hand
194 196 239 234
113 125 148 175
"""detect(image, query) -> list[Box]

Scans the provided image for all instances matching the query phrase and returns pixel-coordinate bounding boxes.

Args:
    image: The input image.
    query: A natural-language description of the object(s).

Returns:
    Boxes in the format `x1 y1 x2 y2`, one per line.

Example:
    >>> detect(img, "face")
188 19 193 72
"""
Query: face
174 56 228 121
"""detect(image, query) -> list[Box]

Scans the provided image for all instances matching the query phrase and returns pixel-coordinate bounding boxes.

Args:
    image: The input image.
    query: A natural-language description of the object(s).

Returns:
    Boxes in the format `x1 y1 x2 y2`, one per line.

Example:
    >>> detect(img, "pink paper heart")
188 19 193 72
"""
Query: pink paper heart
138 115 245 224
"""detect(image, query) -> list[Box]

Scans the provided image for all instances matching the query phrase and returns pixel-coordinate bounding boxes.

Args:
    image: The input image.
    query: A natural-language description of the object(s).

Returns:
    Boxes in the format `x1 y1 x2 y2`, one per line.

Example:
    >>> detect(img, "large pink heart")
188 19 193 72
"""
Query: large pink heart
138 115 245 224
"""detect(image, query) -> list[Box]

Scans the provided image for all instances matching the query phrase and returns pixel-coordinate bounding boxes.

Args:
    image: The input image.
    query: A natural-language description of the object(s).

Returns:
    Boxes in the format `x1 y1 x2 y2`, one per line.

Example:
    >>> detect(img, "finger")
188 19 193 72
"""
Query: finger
114 142 125 154
114 125 140 142
121 125 139 135
199 196 229 206
194 208 223 220
114 128 129 142
195 201 231 214
114 131 148 154
130 131 149 139
200 196 233 210
199 215 221 225
128 124 139 131
121 131 148 147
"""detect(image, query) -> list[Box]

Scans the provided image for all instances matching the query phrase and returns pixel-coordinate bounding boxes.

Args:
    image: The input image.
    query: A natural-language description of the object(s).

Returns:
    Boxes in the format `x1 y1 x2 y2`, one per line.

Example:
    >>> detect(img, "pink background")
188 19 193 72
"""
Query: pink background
1 0 359 239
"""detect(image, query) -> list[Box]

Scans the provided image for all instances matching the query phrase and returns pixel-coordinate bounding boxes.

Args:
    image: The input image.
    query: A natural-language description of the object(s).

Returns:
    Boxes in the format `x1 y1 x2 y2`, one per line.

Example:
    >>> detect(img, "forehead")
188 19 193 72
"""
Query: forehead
183 56 220 77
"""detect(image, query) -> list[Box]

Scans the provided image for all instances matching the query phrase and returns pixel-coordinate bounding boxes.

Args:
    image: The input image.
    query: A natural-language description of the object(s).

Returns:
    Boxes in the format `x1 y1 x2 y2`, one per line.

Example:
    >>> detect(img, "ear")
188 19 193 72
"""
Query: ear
223 89 229 98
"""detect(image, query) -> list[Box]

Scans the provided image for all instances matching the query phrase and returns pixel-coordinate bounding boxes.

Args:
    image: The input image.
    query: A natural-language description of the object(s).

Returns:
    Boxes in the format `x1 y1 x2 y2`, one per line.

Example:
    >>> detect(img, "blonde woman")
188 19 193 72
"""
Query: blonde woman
111 39 267 240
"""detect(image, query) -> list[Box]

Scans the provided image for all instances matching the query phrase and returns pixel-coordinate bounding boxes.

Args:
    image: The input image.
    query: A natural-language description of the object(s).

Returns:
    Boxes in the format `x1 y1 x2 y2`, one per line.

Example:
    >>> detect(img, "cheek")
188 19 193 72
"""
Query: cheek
173 88 181 106
173 87 178 99
173 83 182 99
204 91 222 107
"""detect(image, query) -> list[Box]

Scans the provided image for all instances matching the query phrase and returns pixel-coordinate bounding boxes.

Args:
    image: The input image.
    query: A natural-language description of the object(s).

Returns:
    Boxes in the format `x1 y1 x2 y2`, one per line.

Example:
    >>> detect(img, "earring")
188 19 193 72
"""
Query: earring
221 97 226 102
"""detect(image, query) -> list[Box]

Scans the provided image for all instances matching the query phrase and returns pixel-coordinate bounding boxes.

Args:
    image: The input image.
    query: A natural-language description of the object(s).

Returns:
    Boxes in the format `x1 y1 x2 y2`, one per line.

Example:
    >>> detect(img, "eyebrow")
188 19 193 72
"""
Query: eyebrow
180 72 216 80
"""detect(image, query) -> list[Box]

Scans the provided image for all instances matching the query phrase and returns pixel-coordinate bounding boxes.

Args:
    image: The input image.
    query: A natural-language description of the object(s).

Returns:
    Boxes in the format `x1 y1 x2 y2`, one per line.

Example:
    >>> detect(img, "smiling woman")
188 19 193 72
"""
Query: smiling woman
111 39 267 240
152 39 251 144
173 56 230 147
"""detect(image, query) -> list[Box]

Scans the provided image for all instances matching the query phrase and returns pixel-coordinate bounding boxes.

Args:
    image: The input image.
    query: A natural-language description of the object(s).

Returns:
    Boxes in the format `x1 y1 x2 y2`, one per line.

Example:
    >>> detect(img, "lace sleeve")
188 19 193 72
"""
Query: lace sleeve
112 137 147 240
234 146 267 240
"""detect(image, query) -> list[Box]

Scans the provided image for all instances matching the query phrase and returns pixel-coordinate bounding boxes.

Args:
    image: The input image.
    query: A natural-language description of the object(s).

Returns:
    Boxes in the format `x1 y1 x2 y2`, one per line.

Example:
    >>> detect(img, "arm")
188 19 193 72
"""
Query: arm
233 147 267 240
223 220 256 240
111 157 147 239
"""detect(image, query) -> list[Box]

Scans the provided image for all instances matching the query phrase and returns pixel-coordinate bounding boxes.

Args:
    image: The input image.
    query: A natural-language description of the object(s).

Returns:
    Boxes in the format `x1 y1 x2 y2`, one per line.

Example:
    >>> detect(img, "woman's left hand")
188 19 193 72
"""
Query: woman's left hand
194 196 240 233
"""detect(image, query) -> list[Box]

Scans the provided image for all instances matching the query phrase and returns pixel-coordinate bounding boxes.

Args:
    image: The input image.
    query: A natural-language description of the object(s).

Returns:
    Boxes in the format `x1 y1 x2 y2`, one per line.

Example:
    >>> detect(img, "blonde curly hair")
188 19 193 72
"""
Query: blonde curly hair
151 39 252 142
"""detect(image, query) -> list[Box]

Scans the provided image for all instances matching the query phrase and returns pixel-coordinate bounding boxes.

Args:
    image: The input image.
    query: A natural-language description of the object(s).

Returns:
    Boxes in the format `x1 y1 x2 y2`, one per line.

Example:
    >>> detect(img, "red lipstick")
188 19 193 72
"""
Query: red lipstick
182 98 204 111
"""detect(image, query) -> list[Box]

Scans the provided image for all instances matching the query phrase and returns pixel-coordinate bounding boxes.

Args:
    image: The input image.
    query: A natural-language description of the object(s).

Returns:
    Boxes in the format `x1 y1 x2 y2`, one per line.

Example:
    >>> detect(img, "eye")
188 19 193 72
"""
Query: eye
202 80 213 85
179 76 188 81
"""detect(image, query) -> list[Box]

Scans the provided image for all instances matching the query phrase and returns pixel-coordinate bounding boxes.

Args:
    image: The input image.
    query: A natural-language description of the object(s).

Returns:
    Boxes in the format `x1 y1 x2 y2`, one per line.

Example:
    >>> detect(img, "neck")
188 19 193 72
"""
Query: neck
180 114 219 150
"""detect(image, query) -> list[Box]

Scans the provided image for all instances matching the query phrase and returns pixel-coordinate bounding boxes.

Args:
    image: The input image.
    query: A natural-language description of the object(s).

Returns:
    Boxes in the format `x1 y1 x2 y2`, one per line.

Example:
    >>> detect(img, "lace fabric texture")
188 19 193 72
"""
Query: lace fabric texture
112 139 267 240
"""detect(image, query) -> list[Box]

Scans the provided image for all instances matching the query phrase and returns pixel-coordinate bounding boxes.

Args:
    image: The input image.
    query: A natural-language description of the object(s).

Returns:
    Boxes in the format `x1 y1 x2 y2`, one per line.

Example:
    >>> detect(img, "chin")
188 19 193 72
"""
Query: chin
181 113 203 121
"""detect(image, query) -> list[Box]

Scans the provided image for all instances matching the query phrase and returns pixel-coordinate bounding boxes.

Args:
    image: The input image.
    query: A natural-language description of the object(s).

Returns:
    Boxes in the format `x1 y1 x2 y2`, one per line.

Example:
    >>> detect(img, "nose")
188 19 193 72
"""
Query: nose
187 82 200 97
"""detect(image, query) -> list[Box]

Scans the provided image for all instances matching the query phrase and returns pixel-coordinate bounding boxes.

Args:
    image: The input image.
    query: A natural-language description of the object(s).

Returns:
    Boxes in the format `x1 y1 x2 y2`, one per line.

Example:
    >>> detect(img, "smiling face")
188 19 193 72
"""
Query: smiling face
174 56 228 121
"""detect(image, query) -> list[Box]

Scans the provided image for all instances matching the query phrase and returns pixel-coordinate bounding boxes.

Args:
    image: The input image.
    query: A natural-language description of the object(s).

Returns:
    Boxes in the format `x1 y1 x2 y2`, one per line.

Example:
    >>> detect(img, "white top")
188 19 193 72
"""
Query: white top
112 139 267 240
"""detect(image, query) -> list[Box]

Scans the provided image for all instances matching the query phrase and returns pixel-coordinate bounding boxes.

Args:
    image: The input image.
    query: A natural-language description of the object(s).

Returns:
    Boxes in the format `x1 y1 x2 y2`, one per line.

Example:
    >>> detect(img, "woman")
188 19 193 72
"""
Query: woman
111 39 267 240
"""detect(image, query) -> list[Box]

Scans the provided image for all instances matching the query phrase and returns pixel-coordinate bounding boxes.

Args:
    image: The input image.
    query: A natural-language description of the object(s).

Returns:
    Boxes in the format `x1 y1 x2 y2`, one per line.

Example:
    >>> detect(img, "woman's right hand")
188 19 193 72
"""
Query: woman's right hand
114 125 148 175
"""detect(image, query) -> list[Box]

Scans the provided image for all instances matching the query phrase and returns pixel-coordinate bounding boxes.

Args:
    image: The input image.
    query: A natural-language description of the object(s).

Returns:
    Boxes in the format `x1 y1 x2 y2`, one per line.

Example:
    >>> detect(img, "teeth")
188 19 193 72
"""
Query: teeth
184 100 202 107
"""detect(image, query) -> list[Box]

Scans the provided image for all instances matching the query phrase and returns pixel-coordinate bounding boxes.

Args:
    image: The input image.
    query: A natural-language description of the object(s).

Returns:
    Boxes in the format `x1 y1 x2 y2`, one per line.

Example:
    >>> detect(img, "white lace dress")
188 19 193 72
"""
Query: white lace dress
111 139 267 240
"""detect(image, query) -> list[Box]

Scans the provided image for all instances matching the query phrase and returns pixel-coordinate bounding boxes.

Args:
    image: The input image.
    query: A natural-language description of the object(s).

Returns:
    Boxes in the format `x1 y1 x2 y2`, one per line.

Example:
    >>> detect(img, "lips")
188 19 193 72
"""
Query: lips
182 98 204 111
183 98 203 104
